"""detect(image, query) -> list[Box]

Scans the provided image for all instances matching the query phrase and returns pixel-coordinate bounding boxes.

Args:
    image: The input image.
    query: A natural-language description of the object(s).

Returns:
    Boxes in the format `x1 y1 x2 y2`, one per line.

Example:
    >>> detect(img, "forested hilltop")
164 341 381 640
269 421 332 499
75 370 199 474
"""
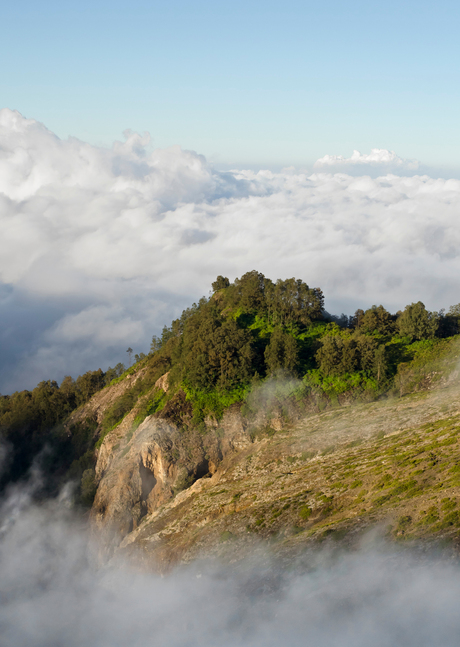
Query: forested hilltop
1 270 460 500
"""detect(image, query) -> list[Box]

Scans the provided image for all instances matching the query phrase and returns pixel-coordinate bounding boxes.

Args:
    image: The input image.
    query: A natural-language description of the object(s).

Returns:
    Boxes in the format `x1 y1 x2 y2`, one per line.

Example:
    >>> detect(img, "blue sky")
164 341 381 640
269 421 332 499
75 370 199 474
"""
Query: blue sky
2 1 460 392
2 0 460 169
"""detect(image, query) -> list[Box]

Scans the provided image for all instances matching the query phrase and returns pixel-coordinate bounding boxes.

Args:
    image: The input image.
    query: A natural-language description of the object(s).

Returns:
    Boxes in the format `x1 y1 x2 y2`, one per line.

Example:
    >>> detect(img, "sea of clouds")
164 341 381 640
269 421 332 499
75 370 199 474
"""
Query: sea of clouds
1 108 460 393
2 481 460 647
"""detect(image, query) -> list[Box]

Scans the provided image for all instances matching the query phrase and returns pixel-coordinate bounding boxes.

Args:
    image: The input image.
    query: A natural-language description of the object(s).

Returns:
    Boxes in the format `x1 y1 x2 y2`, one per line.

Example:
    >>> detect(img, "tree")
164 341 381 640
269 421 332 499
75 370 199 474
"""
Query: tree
231 270 269 311
59 376 76 405
437 304 460 337
211 275 230 292
360 305 395 336
350 309 365 329
355 335 378 373
316 336 347 376
374 344 388 383
126 347 133 366
180 308 254 390
265 278 324 326
150 335 162 354
264 328 299 375
75 369 106 406
397 302 438 341
316 334 382 377
284 335 299 373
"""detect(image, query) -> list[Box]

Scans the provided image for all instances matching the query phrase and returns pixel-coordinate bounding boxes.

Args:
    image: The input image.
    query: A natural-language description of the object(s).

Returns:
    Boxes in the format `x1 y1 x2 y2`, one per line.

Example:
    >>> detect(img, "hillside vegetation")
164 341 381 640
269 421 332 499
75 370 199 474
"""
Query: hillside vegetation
112 379 460 570
1 270 460 520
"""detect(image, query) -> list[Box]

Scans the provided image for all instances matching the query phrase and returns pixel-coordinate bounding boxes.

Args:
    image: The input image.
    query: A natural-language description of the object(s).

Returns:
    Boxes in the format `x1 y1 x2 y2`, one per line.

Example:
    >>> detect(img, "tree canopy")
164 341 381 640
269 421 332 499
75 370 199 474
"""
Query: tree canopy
2 270 459 500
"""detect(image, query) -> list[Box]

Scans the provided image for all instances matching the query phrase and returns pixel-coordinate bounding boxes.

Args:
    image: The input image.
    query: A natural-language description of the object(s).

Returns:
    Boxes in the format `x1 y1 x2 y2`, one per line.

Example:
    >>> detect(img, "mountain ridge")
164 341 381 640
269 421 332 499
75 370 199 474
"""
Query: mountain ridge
3 270 460 569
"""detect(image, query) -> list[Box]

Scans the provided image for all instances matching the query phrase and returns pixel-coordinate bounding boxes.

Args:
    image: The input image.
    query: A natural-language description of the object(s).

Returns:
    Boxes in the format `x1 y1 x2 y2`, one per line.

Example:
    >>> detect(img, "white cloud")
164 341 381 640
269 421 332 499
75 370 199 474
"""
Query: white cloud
314 148 420 175
1 109 460 391
3 489 460 647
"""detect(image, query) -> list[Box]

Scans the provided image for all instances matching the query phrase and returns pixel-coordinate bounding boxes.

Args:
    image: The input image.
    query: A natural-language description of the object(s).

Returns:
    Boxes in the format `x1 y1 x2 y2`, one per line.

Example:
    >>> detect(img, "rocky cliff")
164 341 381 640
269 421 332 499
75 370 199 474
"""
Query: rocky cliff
74 365 460 572
77 371 252 561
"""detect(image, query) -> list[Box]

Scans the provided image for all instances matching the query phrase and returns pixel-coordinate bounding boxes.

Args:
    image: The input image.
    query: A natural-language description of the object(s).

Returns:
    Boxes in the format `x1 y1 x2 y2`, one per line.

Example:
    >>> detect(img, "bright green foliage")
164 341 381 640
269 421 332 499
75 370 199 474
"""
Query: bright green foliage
184 384 249 424
299 505 312 520
101 392 137 433
303 370 378 400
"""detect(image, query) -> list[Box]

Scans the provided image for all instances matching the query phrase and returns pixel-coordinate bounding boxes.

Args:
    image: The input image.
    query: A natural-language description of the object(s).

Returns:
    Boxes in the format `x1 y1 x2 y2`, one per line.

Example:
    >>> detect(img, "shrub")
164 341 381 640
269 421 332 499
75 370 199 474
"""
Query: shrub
80 468 97 507
299 505 312 520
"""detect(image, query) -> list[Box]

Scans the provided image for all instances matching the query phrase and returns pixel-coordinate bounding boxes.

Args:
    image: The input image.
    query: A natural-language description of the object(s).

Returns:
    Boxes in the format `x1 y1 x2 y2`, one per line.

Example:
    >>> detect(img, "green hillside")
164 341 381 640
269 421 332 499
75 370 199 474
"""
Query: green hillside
118 381 460 568
1 269 460 508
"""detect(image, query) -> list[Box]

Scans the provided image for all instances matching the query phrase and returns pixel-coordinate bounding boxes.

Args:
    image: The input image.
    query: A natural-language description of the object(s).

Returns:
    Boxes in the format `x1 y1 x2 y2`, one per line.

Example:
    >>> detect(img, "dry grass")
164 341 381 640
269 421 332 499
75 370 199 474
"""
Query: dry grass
115 378 460 570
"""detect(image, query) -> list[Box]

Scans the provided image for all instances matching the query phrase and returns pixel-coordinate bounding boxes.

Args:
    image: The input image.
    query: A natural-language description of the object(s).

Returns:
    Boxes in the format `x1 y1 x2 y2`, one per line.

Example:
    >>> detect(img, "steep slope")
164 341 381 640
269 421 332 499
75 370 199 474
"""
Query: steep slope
90 397 252 561
84 367 460 571
18 270 460 567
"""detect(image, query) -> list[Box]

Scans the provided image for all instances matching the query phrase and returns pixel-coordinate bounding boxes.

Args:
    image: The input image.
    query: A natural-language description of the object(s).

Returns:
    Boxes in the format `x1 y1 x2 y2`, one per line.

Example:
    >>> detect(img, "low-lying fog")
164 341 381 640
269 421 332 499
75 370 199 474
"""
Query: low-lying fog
2 479 460 647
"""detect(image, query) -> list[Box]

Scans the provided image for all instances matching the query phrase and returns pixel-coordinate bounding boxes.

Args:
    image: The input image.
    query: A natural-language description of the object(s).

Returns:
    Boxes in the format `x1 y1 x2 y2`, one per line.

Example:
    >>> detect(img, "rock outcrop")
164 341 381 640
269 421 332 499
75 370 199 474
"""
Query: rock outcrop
91 416 207 557
65 368 146 430
90 401 253 561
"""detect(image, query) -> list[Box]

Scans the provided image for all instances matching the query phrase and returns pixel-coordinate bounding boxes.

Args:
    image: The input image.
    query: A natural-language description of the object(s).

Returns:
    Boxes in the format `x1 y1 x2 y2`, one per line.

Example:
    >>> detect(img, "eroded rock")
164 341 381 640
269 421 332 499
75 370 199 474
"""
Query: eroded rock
91 416 209 559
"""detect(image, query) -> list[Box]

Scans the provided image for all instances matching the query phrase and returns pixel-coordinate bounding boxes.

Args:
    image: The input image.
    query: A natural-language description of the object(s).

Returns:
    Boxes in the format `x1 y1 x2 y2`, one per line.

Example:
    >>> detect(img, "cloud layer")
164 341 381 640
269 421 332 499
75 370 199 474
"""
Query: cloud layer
314 148 420 175
2 486 460 647
1 109 460 392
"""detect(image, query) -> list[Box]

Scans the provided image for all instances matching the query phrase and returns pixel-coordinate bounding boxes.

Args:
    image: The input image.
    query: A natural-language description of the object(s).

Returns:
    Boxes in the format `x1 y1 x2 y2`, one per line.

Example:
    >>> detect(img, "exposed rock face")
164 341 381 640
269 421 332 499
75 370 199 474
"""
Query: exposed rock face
108 380 460 573
90 401 253 562
81 369 460 572
219 406 252 455
65 368 146 429
154 371 169 393
91 415 209 559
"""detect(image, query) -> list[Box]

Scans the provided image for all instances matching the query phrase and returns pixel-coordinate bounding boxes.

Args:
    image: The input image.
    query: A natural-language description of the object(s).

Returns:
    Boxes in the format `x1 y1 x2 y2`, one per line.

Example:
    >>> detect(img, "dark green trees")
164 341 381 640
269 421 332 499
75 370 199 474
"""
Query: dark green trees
170 271 325 387
266 278 324 326
264 327 299 375
316 336 358 376
231 270 268 311
437 304 460 338
212 275 230 292
397 302 438 340
0 368 107 490
358 305 396 335
316 334 381 378
179 305 254 390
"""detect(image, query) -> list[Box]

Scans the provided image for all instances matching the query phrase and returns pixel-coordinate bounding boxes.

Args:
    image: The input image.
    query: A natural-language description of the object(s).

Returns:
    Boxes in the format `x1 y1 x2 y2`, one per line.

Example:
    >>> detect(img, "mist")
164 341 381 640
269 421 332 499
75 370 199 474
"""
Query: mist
2 479 460 647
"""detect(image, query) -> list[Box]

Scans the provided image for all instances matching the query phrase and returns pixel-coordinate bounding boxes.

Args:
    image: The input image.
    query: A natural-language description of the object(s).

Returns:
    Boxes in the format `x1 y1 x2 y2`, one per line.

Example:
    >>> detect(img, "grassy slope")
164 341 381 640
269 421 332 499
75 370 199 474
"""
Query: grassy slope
118 371 460 570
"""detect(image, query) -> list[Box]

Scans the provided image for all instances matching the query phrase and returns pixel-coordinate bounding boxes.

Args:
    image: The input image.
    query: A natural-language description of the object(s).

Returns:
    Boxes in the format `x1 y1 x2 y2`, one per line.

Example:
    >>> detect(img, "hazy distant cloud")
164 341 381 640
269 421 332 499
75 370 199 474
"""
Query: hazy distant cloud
314 148 420 175
1 109 460 392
